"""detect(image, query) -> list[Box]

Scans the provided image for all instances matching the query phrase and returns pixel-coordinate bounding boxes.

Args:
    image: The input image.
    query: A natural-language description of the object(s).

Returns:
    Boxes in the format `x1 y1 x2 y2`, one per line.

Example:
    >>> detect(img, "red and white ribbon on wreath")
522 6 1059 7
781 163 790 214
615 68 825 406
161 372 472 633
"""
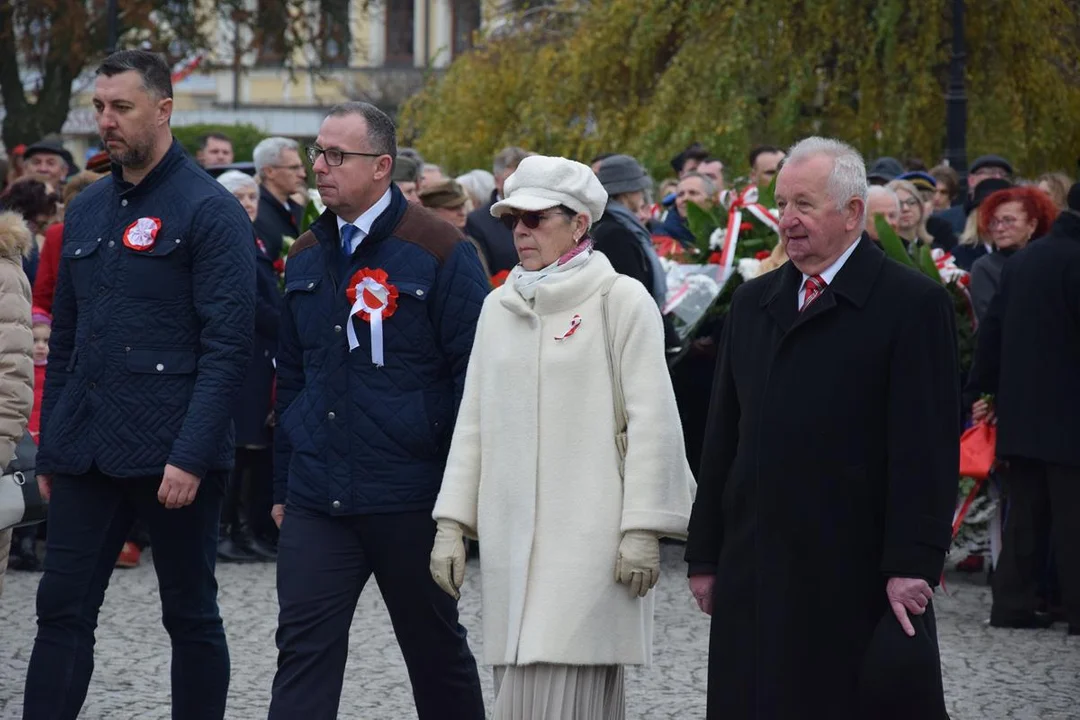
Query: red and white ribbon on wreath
345 268 399 367
713 185 780 279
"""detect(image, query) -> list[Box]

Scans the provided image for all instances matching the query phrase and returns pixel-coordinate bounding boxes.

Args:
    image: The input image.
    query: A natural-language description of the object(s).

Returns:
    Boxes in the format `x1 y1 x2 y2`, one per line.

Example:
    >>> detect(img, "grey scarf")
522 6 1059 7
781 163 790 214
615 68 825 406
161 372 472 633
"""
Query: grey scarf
606 201 667 306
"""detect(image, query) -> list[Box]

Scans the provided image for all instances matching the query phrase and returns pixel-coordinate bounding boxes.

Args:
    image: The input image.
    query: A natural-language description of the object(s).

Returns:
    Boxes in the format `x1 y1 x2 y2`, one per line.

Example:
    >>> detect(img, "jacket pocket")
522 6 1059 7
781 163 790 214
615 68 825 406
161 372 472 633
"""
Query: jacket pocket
62 240 103 300
126 348 198 375
123 238 189 300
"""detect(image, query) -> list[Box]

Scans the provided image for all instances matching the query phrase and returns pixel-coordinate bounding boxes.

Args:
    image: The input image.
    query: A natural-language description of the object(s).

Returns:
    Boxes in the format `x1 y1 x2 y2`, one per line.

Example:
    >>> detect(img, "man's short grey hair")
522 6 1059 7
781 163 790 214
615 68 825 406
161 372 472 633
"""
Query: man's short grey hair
253 137 300 178
785 137 869 215
868 185 901 211
456 169 496 204
679 171 718 199
327 101 397 158
217 170 257 195
493 146 530 176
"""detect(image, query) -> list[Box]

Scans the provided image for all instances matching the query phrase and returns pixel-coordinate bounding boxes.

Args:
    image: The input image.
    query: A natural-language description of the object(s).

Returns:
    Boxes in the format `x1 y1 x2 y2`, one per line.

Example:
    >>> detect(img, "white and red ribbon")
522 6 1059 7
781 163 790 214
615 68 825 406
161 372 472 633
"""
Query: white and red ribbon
345 271 398 367
555 315 582 341
712 185 780 280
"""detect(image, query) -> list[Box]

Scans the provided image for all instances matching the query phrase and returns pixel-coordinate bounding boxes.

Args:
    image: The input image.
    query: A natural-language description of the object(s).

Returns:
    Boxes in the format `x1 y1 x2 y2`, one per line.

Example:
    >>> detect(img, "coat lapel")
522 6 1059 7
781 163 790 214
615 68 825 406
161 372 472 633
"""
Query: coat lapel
762 261 802 334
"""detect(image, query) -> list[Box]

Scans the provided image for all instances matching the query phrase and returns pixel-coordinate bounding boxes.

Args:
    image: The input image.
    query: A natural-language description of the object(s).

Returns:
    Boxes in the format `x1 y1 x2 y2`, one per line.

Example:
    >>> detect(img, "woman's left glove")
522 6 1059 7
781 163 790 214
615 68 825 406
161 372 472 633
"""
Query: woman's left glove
430 518 467 601
615 530 661 598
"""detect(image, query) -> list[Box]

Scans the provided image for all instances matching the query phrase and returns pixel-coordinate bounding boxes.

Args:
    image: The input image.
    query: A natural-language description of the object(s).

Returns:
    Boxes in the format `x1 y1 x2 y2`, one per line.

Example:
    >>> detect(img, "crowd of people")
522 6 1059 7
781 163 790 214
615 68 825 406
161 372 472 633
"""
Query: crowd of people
0 46 1077 720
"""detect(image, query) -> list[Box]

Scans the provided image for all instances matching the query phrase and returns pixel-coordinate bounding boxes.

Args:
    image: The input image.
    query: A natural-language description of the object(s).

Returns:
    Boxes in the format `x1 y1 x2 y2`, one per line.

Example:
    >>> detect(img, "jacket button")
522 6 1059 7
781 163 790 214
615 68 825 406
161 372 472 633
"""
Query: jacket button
74 248 82 255
333 325 342 333
327 411 336 420
307 281 315 289
156 363 165 372
331 500 341 509
108 240 115 248
121 199 128 207
416 289 425 297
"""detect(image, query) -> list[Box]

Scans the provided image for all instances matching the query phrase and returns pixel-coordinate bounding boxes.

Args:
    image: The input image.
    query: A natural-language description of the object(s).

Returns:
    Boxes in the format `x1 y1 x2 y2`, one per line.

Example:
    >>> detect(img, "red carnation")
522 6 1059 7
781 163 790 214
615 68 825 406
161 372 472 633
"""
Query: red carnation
707 252 722 265
491 270 510 288
740 222 754 232
755 250 771 260
959 274 971 287
273 258 286 275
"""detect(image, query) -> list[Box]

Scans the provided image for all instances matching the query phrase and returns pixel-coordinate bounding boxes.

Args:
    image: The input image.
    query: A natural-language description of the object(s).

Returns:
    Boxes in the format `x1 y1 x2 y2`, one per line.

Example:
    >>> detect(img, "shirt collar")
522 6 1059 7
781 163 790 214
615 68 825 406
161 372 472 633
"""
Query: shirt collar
337 188 392 238
801 236 861 290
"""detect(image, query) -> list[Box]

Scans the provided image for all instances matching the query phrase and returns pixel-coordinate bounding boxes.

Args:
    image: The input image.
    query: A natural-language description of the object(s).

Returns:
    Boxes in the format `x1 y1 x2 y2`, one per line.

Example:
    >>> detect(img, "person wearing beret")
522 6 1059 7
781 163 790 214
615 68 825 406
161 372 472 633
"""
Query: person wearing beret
686 137 958 719
420 179 492 280
934 154 1014 235
591 154 667 307
23 137 79 188
430 155 695 719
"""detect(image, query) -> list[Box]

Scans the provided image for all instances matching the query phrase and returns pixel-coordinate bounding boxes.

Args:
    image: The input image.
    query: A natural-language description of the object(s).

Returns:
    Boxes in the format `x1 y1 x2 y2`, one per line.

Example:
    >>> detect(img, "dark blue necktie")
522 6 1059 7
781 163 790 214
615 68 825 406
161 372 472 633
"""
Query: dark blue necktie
341 223 359 261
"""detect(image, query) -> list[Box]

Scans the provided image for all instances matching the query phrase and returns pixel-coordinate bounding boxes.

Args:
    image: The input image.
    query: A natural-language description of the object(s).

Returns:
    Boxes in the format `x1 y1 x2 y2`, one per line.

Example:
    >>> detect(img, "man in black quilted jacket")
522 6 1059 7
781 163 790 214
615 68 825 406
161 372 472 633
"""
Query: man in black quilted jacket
268 102 487 719
23 51 255 720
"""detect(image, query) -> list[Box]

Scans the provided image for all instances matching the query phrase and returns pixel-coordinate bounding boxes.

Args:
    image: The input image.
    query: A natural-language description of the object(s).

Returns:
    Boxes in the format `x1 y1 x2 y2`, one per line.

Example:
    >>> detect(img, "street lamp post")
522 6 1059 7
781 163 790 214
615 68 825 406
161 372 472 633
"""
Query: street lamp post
105 0 119 55
945 0 967 186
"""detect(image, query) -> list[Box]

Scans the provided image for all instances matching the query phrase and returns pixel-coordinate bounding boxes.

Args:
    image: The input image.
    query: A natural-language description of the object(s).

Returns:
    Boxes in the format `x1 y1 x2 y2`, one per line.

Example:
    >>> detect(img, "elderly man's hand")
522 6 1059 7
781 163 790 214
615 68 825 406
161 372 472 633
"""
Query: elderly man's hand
689 574 716 615
886 577 934 637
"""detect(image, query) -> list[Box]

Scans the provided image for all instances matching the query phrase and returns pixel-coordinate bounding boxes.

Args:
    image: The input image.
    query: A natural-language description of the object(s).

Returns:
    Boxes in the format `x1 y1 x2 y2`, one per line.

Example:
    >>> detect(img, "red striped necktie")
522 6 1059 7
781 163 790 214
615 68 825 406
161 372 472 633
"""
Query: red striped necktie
801 274 826 311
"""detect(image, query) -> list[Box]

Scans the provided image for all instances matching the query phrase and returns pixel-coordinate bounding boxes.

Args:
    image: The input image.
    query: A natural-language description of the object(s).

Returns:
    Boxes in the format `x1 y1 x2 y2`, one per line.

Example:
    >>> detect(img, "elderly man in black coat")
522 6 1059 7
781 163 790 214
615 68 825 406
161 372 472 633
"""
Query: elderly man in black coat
685 137 960 719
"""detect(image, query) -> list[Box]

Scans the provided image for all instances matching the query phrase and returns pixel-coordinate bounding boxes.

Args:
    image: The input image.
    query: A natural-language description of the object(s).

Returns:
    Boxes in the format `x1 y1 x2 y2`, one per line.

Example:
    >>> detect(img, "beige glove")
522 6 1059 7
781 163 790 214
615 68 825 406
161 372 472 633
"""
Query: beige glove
430 518 467 600
614 530 661 598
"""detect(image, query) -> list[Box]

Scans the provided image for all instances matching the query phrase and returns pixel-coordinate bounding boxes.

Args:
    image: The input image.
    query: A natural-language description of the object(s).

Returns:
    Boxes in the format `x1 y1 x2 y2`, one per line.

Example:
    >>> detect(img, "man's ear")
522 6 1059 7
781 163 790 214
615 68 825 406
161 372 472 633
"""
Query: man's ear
157 97 174 128
847 197 866 233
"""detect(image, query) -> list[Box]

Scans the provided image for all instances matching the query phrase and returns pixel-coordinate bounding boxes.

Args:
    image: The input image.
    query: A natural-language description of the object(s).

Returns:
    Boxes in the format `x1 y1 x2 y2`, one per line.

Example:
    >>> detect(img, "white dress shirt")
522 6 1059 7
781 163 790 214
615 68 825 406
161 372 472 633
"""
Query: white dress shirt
337 188 393 255
798 237 861 309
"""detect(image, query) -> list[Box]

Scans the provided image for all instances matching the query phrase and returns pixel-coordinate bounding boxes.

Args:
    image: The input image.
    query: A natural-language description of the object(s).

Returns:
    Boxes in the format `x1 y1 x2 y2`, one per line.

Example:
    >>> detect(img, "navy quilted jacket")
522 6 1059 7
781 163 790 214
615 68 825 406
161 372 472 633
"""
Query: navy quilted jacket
37 140 257 480
274 185 488 515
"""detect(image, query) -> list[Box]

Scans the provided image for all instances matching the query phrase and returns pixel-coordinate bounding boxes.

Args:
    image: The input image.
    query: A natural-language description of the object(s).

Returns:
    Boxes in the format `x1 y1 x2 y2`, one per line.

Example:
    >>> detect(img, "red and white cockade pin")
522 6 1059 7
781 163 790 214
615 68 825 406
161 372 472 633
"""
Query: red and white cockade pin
122 217 162 252
555 314 582 341
345 268 399 367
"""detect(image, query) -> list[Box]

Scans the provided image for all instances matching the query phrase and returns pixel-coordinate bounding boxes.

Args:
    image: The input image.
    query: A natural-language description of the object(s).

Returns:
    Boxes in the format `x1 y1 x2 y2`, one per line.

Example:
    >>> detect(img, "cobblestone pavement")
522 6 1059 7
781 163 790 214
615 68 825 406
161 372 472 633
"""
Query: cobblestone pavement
1 544 1078 719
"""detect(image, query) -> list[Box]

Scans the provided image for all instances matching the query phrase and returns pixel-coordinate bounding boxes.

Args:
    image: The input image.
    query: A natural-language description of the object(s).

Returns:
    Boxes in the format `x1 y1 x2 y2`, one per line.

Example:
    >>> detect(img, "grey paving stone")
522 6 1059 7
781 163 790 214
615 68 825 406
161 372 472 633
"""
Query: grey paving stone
0 545 1077 719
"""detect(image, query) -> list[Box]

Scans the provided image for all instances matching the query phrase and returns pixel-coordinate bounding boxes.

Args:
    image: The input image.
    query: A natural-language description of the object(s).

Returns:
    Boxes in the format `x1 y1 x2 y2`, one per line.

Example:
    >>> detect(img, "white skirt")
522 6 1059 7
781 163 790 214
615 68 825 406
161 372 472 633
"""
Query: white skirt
492 664 625 720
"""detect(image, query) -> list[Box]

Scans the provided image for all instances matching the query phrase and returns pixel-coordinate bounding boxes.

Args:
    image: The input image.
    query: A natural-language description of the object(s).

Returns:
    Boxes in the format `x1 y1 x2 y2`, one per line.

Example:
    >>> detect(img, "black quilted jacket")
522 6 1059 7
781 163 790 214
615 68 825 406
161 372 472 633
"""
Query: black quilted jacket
274 185 488 515
37 140 257 480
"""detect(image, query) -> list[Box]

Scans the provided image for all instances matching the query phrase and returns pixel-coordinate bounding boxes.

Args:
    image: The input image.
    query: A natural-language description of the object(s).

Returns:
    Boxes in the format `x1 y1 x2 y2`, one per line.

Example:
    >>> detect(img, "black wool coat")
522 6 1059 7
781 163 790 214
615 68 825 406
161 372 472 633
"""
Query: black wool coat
966 210 1080 468
685 236 960 719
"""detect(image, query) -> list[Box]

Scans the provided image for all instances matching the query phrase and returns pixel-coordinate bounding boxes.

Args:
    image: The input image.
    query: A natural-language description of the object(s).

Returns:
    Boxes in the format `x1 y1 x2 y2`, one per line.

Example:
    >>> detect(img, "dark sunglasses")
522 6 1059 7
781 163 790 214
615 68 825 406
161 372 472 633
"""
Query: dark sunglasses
499 208 572 231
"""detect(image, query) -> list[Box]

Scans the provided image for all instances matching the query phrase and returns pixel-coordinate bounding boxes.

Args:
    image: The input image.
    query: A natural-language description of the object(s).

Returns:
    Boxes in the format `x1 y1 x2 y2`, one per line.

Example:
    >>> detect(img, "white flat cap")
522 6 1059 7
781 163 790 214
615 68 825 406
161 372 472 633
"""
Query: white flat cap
490 155 608 227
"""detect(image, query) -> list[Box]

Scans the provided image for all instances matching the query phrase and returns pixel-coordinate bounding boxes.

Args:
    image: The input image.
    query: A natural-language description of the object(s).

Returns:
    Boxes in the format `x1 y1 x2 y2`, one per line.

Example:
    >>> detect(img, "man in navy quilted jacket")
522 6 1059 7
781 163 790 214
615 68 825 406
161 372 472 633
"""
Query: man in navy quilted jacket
267 102 487 719
23 51 255 720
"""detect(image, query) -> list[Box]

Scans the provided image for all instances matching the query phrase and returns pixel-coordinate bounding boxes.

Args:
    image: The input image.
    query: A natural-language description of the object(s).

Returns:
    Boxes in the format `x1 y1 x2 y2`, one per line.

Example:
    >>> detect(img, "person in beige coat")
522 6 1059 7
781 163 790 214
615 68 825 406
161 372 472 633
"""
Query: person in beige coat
430 156 695 720
0 210 39 597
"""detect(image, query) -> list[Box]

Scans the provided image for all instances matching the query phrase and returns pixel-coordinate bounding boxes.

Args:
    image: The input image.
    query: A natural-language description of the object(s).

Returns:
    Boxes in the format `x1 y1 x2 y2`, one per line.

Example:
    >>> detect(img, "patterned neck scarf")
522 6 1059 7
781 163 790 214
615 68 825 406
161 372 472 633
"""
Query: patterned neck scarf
510 239 593 301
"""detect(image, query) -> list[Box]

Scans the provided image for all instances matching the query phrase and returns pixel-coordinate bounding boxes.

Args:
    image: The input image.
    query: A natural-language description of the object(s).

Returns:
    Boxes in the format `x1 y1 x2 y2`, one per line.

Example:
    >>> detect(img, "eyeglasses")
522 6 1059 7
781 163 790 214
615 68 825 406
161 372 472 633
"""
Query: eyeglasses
499 209 570 231
988 216 1019 230
306 145 385 167
899 197 921 209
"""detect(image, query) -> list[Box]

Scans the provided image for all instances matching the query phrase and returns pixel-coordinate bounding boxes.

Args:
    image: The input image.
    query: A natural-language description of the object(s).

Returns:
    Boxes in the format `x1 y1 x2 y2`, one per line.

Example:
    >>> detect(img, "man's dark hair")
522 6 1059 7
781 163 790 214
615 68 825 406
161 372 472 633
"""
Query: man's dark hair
749 144 784 169
671 142 710 174
96 50 173 99
327 101 397 159
199 132 233 150
590 152 616 166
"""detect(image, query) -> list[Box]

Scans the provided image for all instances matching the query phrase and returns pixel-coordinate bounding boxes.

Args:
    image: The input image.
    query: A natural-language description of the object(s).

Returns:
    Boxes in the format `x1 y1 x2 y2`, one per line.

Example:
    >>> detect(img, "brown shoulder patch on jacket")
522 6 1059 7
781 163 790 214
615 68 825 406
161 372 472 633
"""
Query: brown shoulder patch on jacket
393 204 463 265
288 230 319 259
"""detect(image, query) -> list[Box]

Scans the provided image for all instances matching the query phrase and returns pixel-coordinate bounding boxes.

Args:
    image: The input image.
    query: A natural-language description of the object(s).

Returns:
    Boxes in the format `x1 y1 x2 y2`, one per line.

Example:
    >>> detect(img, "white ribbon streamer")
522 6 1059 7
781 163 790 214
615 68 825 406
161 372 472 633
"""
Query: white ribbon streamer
346 278 391 367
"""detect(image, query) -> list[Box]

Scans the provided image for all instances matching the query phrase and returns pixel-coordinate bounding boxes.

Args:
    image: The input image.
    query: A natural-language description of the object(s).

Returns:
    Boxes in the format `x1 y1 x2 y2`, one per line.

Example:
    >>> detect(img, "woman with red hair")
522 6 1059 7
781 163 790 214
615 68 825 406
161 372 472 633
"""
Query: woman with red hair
969 187 1059 321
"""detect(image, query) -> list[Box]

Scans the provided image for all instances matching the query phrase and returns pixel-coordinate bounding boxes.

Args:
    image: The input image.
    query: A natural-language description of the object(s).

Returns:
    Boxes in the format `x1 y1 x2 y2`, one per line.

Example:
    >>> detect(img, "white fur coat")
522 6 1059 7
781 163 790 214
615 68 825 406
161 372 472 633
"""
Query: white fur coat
434 252 695 667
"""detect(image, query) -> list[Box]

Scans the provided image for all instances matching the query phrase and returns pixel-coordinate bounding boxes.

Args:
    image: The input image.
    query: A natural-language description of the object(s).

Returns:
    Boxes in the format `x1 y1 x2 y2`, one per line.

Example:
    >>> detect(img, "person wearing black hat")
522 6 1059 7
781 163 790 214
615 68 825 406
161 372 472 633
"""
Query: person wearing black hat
866 156 905 185
23 138 78 188
951 177 1013 271
591 154 667 307
965 183 1080 636
934 154 1014 235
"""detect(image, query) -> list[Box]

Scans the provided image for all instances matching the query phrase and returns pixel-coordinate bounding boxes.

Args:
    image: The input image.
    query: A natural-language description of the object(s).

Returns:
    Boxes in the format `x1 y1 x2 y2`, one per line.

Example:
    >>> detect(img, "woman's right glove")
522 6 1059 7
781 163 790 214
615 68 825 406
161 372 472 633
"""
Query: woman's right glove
615 530 661 598
429 518 467 600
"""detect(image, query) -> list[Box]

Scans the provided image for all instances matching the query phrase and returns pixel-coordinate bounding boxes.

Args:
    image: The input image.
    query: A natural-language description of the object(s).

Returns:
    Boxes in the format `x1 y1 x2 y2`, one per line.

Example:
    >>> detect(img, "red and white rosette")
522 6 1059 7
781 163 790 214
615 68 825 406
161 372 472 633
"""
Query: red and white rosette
345 268 399 366
123 217 162 252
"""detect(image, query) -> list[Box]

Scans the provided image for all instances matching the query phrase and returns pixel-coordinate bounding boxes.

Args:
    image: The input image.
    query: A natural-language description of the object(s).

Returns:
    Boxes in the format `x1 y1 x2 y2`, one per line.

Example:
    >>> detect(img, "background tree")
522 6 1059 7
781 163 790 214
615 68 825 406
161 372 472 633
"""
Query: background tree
400 0 1080 180
0 0 352 151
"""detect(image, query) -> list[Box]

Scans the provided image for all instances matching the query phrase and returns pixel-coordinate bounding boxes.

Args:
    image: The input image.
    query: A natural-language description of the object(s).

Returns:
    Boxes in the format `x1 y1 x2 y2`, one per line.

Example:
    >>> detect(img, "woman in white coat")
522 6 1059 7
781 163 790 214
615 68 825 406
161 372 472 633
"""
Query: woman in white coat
429 156 695 720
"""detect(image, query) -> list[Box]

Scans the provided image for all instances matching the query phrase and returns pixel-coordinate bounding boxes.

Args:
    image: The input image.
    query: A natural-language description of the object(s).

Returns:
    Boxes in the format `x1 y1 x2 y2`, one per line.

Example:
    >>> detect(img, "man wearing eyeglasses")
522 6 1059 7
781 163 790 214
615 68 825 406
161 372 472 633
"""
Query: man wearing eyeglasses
268 101 488 720
253 136 308 262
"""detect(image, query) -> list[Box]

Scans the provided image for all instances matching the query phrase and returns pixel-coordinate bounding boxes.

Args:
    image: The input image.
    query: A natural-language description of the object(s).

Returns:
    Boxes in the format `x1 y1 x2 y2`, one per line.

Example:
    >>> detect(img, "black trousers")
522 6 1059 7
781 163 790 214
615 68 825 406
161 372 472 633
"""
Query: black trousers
222 447 275 540
991 458 1080 627
23 469 229 720
269 506 485 720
